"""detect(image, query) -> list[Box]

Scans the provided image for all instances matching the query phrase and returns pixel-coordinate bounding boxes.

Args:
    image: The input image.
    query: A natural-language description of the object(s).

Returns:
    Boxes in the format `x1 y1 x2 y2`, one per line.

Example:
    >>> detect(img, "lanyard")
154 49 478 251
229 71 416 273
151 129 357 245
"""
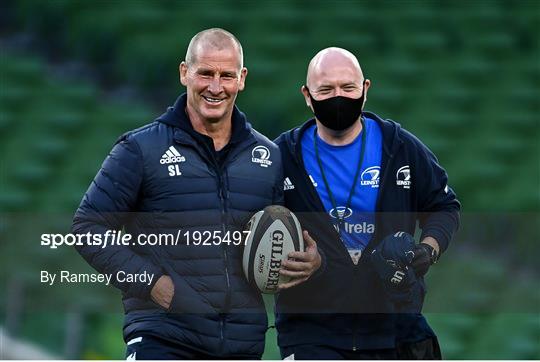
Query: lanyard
313 119 367 230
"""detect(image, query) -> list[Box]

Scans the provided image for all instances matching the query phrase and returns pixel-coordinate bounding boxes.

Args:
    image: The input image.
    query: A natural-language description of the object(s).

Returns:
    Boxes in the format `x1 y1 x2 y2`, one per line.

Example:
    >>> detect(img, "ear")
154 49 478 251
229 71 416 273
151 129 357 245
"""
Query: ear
179 62 188 87
363 79 371 99
238 67 248 91
301 85 312 108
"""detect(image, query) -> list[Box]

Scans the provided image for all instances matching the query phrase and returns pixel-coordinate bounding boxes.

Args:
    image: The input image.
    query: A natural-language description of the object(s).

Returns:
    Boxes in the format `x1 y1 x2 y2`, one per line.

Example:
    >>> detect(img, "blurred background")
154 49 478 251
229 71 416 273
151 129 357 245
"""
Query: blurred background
0 0 538 359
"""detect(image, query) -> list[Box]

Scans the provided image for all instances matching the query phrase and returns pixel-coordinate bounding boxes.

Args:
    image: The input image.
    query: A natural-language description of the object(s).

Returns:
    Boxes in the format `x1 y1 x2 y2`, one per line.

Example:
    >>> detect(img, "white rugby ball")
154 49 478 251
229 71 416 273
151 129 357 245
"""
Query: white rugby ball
243 205 304 294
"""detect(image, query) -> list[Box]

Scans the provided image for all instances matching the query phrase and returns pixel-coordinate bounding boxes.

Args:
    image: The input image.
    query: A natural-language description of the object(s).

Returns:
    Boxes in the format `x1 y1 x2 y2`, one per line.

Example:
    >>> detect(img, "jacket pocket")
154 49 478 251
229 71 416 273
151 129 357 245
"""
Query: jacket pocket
164 266 216 315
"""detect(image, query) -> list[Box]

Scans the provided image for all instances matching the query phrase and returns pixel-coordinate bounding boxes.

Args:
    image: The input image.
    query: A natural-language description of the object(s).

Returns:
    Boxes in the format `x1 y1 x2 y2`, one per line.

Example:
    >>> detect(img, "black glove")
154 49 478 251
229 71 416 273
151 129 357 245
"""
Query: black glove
370 232 417 296
371 232 428 313
412 243 439 278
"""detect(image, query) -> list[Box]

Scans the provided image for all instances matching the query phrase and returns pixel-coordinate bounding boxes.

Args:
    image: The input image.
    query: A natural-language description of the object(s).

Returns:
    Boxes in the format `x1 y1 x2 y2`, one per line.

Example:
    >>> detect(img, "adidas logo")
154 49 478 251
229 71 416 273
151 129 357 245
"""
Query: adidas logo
283 177 295 191
160 146 186 164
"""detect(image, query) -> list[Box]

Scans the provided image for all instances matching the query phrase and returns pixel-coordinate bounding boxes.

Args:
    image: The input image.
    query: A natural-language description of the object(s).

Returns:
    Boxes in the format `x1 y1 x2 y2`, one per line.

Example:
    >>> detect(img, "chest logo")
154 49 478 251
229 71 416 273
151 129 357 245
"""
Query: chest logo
396 165 411 189
251 145 272 168
329 206 353 219
160 146 186 164
161 146 186 177
283 177 295 191
360 166 380 188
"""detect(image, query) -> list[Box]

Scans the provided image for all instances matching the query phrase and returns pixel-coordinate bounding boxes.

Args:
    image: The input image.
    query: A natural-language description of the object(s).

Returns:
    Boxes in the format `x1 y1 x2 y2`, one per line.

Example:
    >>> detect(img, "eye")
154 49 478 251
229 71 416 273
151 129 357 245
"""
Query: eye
221 73 236 80
197 70 214 79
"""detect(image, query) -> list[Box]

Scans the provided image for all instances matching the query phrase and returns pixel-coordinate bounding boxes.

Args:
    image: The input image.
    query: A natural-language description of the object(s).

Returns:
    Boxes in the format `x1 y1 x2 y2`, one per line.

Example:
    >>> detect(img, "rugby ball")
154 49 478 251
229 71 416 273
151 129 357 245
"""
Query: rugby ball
243 205 304 294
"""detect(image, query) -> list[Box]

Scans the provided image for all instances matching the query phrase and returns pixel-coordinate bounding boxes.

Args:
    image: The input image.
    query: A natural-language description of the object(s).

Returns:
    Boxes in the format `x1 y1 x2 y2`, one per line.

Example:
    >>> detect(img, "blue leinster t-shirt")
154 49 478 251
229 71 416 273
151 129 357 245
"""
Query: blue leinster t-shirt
302 117 382 264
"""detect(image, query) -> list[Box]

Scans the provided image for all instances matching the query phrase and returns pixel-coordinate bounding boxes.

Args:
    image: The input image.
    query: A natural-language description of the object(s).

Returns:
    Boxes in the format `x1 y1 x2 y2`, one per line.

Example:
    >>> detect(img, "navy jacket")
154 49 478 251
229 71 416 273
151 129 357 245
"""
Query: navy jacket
72 94 283 358
273 113 460 350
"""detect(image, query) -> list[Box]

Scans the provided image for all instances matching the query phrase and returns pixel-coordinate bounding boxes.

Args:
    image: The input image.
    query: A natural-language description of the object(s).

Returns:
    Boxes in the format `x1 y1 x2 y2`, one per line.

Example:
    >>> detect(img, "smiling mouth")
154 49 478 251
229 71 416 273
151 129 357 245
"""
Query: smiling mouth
202 95 225 104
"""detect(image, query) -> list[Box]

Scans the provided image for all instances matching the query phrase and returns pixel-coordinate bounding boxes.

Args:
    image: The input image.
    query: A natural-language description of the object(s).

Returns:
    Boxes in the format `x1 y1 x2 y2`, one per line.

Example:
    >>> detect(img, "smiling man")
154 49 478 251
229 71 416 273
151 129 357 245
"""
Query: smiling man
72 28 286 359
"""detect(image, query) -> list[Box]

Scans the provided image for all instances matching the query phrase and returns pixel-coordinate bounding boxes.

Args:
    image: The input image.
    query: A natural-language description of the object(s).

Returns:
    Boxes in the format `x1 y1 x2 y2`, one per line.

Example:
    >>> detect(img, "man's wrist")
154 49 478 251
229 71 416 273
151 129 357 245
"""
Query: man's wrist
420 237 440 262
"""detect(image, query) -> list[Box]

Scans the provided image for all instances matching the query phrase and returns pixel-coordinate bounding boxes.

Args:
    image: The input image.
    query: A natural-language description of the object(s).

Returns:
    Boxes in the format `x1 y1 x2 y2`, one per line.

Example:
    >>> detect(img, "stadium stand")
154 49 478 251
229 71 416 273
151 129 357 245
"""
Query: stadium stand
1 0 538 358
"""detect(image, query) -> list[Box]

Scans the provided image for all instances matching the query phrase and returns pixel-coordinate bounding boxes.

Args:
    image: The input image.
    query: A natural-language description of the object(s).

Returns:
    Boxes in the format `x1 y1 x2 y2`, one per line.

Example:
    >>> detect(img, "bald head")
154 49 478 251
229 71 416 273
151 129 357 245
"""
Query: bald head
185 28 244 69
306 47 363 89
301 47 371 118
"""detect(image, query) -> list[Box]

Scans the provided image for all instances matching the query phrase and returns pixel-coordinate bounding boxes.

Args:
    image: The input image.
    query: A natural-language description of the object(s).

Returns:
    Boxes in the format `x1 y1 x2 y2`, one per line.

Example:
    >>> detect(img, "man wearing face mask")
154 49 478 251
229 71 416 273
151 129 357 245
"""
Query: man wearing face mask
274 48 460 359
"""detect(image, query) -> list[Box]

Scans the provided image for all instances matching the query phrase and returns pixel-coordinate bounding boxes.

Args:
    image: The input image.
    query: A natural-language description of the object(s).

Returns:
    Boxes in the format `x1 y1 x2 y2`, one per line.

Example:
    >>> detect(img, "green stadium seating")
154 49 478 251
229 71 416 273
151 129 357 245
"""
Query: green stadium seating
1 0 538 358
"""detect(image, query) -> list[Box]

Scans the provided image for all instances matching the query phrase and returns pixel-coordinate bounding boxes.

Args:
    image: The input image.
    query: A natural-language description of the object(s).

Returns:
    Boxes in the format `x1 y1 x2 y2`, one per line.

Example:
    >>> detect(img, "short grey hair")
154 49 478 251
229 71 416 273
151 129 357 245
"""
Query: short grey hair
185 28 244 69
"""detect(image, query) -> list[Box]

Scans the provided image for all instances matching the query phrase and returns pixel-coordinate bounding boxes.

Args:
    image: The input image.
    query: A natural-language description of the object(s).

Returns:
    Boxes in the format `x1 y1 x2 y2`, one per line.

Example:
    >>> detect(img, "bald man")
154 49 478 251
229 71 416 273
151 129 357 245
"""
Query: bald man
73 28 287 359
274 48 460 359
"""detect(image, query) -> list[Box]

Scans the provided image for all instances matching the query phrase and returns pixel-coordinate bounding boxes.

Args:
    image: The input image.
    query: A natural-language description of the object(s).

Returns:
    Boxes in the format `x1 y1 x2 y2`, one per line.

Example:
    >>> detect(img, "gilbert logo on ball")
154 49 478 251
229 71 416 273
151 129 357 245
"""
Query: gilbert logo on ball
243 205 304 294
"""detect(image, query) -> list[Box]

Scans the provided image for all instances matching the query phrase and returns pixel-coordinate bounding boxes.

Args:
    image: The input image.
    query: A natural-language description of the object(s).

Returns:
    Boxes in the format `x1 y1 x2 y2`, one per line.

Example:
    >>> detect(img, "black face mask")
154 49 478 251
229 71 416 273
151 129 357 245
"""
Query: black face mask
307 83 366 131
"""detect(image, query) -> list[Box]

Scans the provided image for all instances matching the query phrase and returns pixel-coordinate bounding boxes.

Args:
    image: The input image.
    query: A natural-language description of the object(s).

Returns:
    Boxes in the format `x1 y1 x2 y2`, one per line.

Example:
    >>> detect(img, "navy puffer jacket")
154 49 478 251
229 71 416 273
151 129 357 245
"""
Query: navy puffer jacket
72 94 283 357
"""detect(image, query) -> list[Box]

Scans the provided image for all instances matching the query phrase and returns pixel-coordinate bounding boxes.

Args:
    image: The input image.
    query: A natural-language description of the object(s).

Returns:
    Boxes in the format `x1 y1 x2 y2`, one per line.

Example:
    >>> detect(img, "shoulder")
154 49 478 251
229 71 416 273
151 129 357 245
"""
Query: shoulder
398 126 427 149
394 124 441 170
397 127 436 160
274 130 291 147
274 119 313 147
364 111 398 140
367 111 429 151
250 127 280 152
115 121 170 145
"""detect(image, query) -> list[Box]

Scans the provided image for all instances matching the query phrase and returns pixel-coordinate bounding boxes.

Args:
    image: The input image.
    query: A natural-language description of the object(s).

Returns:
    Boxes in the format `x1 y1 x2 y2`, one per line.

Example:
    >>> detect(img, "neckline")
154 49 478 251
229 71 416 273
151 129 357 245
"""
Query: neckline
314 120 367 150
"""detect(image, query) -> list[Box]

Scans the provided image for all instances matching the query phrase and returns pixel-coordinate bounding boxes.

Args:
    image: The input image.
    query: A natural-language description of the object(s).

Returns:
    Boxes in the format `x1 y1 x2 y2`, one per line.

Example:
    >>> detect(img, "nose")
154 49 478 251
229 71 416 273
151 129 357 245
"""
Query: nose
334 88 344 97
207 76 222 94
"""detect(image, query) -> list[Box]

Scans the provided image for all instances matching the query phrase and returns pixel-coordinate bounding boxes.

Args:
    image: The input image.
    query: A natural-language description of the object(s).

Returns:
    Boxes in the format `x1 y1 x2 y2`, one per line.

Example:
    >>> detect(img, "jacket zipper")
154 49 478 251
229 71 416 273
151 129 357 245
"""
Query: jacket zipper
220 314 225 349
351 263 362 351
352 308 358 351
216 167 231 352
174 138 233 315
217 140 257 353
173 128 258 354
220 172 232 310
